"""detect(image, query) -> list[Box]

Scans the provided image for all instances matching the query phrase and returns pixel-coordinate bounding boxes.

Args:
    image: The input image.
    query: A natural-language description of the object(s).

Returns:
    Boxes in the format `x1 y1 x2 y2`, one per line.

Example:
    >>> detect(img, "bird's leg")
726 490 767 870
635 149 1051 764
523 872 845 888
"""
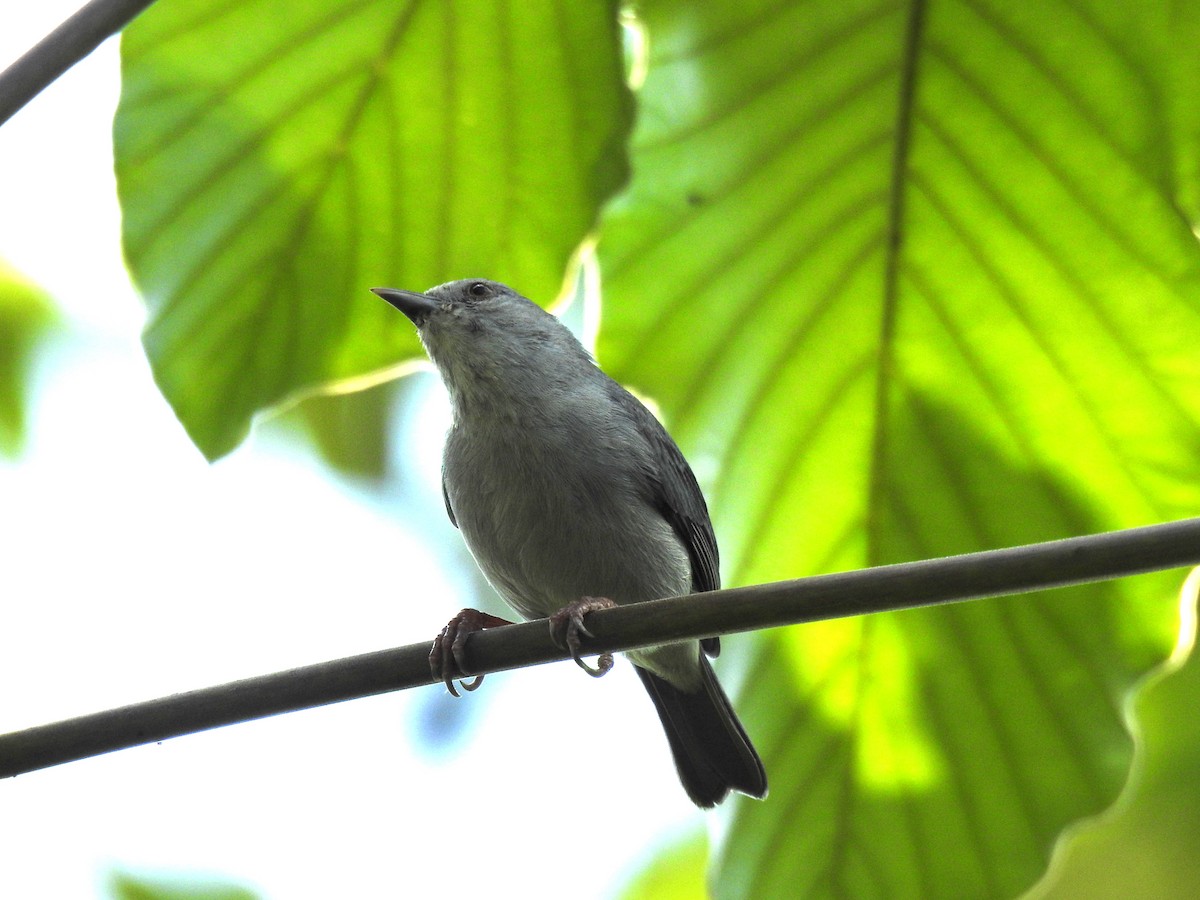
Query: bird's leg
549 596 617 678
430 608 513 697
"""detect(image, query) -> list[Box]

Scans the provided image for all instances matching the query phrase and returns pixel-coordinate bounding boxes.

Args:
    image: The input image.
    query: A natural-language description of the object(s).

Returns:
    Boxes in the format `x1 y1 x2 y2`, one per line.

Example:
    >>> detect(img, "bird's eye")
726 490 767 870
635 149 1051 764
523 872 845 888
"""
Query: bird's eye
468 282 489 297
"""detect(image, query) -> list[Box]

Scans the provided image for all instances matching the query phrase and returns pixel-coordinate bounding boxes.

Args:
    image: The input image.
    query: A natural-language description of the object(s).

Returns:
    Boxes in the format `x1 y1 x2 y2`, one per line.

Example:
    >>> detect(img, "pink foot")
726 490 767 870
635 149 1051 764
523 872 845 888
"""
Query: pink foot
430 608 513 697
549 596 617 678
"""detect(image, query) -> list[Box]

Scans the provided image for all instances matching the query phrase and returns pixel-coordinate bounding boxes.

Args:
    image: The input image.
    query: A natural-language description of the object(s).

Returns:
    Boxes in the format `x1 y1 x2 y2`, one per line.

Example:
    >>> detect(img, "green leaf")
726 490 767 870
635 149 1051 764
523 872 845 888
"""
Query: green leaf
0 260 55 457
279 380 399 480
109 870 258 900
1033 577 1200 899
115 0 632 459
619 828 707 900
599 1 1200 897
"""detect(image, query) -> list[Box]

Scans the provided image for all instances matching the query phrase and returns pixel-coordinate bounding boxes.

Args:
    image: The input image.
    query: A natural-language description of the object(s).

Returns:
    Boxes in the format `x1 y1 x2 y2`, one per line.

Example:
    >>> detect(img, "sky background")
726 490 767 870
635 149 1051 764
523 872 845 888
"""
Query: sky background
0 5 699 897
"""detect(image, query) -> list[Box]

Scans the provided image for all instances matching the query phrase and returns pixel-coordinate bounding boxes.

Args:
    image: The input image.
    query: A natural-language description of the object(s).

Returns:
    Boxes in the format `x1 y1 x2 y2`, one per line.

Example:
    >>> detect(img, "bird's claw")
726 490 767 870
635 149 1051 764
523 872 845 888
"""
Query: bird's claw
430 608 513 697
549 596 617 678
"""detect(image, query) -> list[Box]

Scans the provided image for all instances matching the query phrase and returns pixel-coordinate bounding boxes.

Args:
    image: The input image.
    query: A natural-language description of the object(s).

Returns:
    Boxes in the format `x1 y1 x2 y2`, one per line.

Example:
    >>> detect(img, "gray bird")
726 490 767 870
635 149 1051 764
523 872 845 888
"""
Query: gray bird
372 279 767 807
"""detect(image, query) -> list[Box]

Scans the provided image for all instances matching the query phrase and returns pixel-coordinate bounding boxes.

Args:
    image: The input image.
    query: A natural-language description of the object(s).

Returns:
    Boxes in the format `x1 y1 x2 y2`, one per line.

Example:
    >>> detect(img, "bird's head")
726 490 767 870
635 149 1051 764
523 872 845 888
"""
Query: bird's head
372 279 592 410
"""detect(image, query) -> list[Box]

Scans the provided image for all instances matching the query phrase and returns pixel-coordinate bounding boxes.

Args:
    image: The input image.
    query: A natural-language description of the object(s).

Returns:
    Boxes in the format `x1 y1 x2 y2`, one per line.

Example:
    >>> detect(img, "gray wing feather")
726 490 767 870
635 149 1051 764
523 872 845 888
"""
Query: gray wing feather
442 473 458 528
612 381 722 656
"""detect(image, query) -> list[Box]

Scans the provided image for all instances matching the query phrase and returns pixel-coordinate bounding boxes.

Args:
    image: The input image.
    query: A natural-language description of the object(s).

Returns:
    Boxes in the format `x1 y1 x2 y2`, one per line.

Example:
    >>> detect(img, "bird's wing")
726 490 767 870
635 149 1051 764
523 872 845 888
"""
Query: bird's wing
442 472 458 528
615 381 722 657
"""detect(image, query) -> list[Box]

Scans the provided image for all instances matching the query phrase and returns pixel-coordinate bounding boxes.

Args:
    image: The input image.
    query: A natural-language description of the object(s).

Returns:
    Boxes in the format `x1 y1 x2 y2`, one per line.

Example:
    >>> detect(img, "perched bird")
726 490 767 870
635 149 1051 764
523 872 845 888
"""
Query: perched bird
372 279 767 807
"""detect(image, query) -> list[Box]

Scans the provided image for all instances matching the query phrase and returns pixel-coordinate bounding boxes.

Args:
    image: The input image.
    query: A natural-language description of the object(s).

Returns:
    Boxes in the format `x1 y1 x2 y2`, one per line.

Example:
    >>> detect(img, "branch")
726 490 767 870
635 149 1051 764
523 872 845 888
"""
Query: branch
3 517 1199 779
0 0 156 127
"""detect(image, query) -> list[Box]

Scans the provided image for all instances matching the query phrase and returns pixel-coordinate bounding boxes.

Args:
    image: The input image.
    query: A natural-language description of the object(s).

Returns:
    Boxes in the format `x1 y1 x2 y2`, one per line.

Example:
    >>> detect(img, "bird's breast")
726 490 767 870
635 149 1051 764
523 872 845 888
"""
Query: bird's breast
442 416 691 620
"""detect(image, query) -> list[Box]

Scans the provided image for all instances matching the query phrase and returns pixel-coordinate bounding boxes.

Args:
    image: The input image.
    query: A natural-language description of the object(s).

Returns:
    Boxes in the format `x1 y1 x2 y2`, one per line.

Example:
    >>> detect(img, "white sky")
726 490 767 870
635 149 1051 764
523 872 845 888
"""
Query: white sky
0 5 696 898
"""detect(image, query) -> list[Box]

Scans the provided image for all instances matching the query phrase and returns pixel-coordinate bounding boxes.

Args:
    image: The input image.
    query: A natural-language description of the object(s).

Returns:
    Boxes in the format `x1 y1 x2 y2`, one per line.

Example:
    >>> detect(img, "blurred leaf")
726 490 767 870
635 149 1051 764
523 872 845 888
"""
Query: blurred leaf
115 0 632 459
287 380 398 481
599 1 1200 898
0 259 55 457
109 870 258 900
1032 574 1200 900
619 827 707 900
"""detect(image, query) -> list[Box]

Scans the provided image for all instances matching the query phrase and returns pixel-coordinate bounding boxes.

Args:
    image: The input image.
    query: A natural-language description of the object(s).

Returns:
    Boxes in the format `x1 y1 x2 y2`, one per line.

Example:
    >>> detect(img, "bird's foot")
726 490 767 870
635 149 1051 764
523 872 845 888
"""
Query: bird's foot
549 596 617 678
430 608 513 697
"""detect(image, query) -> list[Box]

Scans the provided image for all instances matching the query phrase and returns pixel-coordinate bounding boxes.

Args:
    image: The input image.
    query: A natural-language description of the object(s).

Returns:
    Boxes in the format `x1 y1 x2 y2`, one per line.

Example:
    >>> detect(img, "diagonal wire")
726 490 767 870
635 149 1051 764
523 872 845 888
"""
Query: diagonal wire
1 517 1197 779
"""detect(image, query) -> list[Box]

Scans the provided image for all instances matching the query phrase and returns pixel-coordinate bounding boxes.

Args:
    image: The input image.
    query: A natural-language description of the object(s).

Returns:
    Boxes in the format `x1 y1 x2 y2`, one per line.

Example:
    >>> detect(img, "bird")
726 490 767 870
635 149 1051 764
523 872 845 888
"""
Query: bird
372 278 767 808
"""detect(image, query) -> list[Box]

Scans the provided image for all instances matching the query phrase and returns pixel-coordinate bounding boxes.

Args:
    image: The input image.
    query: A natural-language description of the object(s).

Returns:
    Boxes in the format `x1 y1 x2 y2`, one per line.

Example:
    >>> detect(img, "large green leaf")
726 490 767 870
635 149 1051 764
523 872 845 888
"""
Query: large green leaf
115 0 632 459
598 1 1200 897
0 260 55 457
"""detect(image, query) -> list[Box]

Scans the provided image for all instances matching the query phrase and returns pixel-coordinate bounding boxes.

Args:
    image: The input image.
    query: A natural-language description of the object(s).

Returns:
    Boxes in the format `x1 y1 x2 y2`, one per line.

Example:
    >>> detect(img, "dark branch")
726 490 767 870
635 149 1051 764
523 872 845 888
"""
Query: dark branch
2 517 1198 779
0 0 156 127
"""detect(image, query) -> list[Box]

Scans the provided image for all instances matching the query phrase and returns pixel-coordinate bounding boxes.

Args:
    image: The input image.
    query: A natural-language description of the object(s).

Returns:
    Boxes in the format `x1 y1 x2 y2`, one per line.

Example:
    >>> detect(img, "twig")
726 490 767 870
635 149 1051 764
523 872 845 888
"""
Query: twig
0 0 156 127
1 517 1198 778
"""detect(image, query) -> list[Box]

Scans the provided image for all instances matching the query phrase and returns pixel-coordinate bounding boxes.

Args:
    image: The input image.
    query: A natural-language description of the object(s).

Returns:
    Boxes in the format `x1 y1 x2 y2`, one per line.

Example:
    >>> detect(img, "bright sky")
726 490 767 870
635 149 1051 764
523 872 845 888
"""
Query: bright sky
0 5 694 898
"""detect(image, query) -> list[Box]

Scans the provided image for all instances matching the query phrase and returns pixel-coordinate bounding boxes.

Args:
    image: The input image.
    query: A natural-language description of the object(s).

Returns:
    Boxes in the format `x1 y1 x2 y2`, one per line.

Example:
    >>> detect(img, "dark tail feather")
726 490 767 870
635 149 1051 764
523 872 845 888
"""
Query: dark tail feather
635 657 768 808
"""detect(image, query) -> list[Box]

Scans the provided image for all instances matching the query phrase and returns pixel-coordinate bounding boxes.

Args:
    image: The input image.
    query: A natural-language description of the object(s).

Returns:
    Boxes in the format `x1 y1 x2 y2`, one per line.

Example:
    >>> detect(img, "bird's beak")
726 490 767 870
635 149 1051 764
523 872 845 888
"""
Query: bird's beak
371 287 439 326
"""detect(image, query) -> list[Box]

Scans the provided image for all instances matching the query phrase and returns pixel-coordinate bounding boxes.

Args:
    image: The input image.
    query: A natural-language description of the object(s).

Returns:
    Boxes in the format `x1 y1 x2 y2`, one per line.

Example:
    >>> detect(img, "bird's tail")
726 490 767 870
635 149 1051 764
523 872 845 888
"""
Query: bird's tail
635 657 768 808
